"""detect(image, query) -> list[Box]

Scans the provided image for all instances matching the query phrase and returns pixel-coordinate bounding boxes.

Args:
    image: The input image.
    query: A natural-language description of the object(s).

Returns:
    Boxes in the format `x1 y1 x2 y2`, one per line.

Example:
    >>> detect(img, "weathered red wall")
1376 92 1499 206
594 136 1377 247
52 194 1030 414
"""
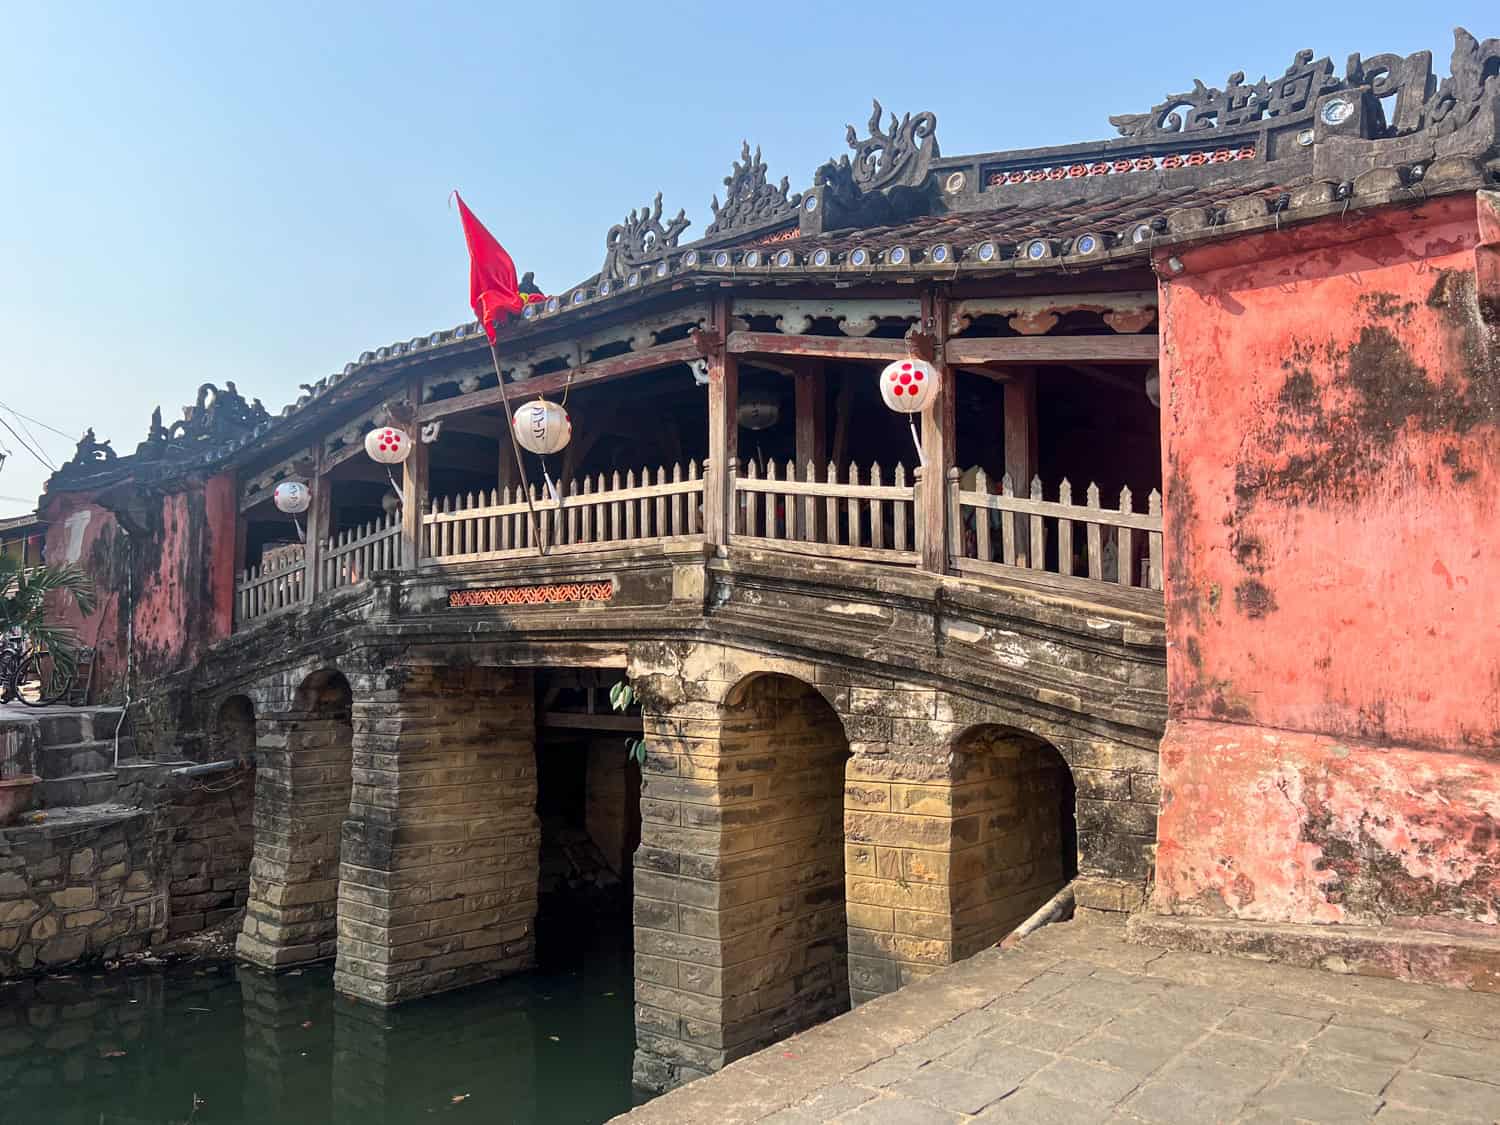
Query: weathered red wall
40 494 128 699
1154 192 1500 940
38 472 238 703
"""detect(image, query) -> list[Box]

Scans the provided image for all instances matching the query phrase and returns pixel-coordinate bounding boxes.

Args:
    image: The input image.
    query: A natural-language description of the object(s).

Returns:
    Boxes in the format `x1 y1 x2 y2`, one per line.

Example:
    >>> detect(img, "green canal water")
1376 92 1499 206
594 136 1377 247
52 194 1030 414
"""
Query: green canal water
0 933 644 1125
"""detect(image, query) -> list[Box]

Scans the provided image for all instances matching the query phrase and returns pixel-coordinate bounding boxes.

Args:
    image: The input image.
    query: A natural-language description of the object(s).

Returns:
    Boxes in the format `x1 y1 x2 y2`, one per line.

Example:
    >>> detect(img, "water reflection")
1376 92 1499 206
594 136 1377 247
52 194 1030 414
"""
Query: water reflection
0 944 637 1125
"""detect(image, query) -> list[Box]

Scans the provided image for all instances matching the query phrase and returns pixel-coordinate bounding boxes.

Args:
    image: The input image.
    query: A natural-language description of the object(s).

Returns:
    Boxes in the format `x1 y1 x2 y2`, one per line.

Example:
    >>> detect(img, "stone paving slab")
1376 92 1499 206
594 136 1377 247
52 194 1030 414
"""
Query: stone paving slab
613 916 1500 1125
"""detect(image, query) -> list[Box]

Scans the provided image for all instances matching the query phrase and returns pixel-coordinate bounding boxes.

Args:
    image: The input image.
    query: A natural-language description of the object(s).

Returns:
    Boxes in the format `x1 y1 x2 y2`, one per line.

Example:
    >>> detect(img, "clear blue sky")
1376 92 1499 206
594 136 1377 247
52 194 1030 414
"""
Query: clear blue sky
0 1 1488 514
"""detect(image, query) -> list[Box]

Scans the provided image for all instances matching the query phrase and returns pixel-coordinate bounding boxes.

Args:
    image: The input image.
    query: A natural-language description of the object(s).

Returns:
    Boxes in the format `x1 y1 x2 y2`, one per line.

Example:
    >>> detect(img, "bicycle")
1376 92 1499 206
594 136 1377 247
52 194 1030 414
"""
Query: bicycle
0 631 73 707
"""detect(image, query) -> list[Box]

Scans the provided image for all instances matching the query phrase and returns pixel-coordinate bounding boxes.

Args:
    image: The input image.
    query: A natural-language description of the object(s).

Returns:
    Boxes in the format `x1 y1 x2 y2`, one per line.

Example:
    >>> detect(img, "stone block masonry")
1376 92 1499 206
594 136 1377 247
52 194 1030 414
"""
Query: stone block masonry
238 671 355 969
160 766 255 938
0 809 167 975
333 665 540 1005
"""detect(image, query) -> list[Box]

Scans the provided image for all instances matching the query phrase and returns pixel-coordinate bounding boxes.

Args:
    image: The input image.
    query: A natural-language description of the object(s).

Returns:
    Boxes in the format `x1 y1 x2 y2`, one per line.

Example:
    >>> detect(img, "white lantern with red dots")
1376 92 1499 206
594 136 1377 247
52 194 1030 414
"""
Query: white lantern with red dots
512 399 571 455
364 426 413 464
879 357 940 413
273 480 311 514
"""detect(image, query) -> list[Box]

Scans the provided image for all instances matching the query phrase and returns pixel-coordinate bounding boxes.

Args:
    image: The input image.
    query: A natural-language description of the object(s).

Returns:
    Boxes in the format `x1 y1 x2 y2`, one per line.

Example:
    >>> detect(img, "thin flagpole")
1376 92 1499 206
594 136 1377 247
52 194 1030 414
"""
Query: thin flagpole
488 335 548 555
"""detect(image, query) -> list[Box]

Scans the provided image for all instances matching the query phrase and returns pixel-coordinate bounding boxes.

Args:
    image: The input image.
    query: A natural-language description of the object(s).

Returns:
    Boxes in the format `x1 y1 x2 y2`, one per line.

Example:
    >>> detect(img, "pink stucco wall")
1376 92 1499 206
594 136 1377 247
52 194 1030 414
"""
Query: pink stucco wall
1153 192 1500 939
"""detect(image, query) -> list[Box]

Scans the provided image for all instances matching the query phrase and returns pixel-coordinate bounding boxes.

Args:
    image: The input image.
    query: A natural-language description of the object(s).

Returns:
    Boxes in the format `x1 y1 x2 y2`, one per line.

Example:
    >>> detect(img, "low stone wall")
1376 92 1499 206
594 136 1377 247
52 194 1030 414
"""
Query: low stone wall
158 767 255 938
0 809 167 975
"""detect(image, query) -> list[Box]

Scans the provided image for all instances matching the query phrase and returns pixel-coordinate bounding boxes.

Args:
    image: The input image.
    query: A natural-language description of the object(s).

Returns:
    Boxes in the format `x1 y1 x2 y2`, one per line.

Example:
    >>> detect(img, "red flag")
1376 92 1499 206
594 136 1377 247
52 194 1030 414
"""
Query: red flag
455 192 522 341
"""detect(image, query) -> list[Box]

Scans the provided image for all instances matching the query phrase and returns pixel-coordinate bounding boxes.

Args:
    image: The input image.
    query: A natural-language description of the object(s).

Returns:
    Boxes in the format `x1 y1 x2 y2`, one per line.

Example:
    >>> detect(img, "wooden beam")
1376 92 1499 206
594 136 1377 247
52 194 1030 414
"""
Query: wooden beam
727 331 908 363
416 339 703 424
945 334 1159 366
955 365 1014 384
539 712 642 732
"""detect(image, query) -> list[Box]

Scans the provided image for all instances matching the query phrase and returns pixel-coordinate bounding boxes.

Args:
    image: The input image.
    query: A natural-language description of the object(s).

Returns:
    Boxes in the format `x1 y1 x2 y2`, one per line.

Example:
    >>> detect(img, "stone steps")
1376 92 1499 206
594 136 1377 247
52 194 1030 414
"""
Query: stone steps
36 738 135 779
39 771 120 808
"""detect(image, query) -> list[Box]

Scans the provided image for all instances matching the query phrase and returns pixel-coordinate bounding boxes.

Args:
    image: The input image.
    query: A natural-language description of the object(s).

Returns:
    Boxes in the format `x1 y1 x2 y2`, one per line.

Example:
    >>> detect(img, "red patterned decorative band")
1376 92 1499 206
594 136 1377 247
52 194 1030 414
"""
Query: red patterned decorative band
447 581 614 608
987 146 1257 187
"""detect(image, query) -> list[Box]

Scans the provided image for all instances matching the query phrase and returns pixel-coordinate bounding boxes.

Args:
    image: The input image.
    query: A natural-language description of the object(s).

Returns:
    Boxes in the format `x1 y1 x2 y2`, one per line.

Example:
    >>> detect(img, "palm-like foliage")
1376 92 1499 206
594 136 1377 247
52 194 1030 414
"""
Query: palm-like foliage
0 554 97 685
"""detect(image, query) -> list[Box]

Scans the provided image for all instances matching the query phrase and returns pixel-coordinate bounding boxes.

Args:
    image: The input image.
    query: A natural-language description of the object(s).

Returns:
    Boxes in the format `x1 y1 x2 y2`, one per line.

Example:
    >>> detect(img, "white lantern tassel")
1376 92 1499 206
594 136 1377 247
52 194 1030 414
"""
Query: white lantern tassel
292 516 305 543
909 419 926 468
386 468 403 504
541 461 560 504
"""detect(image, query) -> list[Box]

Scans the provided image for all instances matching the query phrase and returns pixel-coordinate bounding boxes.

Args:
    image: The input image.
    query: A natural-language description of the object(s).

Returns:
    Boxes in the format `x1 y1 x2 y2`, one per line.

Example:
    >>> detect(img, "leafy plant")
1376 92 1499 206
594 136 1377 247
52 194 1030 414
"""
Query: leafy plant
610 680 648 766
0 554 97 690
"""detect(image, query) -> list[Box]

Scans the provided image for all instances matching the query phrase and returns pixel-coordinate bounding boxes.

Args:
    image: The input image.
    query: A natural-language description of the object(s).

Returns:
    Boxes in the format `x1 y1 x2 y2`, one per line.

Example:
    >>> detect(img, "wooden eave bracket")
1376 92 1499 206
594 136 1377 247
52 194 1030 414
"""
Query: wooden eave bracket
688 325 725 358
904 326 937 363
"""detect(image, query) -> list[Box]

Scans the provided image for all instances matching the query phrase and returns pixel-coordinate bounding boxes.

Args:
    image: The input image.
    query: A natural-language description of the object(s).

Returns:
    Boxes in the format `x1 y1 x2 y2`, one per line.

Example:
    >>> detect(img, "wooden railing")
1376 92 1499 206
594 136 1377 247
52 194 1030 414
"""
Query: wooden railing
948 470 1162 592
321 513 403 592
733 460 920 565
423 462 706 564
235 546 308 624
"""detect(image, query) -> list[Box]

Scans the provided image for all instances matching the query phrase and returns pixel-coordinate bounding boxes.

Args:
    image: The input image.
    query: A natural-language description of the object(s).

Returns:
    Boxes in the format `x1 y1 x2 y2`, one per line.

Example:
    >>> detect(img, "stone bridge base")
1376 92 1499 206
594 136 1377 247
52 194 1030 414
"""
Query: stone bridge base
219 637 1159 1092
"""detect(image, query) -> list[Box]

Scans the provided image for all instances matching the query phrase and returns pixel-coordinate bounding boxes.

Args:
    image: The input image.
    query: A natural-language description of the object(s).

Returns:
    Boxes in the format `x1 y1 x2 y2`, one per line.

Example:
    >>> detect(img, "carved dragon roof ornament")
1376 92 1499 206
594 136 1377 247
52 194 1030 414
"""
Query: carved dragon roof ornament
816 100 940 198
1109 27 1499 139
600 192 691 281
704 142 802 237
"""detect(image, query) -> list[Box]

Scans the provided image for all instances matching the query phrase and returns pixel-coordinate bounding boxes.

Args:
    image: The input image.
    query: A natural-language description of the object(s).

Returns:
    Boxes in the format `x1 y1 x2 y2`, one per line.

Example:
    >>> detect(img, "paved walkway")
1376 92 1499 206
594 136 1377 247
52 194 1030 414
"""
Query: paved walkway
615 916 1500 1124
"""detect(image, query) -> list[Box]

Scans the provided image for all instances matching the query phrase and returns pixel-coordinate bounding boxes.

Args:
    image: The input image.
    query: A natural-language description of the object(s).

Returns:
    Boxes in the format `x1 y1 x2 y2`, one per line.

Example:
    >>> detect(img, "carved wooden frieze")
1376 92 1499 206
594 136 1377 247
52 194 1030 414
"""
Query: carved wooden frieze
948 293 1157 336
583 303 711 355
1108 28 1498 140
733 298 920 337
601 193 690 281
704 142 802 237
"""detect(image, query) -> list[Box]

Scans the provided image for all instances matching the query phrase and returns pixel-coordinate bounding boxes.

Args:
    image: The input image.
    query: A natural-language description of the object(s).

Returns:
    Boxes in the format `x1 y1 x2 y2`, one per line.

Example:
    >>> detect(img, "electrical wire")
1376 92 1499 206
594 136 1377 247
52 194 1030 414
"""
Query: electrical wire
0 414 56 472
0 399 74 441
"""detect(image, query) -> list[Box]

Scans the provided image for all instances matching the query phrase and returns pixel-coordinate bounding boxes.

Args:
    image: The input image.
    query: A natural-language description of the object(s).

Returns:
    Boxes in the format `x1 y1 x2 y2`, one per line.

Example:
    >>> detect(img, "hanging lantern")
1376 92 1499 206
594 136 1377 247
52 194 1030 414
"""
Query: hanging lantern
512 399 571 455
879 358 940 413
364 426 413 464
1145 366 1161 408
272 480 311 514
737 389 780 431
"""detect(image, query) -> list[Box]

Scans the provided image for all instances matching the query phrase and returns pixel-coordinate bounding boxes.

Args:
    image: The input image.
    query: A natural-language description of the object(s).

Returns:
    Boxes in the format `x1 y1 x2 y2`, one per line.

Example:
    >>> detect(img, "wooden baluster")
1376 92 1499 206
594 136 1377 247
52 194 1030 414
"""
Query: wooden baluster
688 460 701 534
601 470 615 543
765 460 780 539
1086 483 1103 580
1058 479 1074 577
869 463 883 551
668 462 681 536
738 458 754 536
620 470 634 540
823 460 837 546
1117 485 1134 586
1000 472 1016 566
653 466 665 540
1148 489 1163 590
802 460 817 543
845 463 861 548
974 469 992 563
894 464 908 552
1030 476 1045 571
781 459 796 540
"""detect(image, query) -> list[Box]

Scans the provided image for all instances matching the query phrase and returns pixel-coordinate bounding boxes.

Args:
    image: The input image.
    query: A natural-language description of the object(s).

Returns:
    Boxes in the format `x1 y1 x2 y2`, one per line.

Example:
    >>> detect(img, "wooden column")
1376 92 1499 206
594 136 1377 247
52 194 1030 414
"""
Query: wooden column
305 460 331 597
918 290 955 574
1004 369 1039 563
704 299 738 549
401 435 428 569
794 361 827 470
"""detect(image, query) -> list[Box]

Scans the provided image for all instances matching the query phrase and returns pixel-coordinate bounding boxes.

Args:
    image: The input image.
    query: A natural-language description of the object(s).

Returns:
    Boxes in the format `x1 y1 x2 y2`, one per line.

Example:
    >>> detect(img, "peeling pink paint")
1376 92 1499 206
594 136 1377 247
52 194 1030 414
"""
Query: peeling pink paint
1154 194 1500 940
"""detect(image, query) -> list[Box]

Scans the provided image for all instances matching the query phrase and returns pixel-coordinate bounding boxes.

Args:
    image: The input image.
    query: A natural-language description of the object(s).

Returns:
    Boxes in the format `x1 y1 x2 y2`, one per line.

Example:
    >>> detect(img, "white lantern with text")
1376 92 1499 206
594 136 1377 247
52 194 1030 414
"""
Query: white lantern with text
364 426 413 464
878 357 940 466
511 399 571 455
272 480 311 514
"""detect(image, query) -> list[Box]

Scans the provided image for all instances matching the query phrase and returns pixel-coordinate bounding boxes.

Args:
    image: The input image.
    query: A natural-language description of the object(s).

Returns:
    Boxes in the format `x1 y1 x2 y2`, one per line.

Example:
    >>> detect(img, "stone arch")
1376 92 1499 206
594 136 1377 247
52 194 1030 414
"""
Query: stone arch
946 723 1078 958
715 672 852 1042
214 694 256 761
237 667 354 969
